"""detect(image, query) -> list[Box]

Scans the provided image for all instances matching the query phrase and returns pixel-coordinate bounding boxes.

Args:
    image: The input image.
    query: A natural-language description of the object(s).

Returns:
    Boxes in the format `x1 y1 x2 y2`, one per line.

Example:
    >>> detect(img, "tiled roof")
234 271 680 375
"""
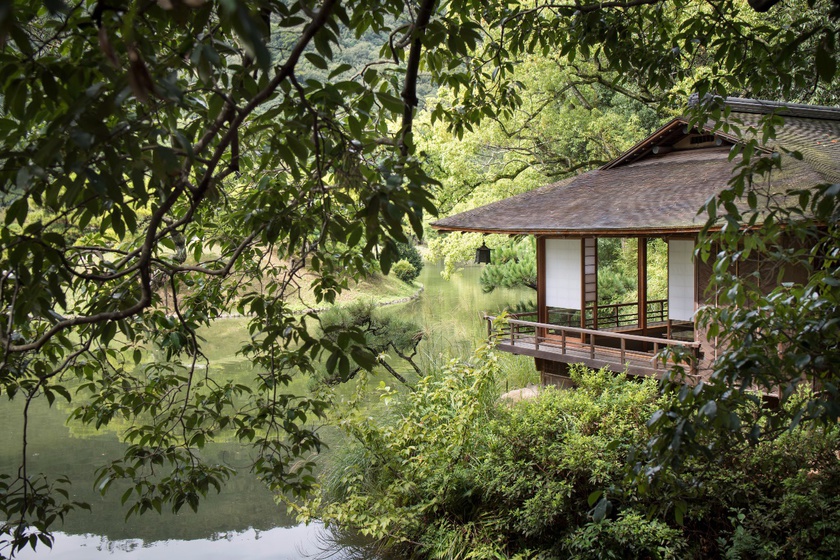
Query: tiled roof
431 100 840 236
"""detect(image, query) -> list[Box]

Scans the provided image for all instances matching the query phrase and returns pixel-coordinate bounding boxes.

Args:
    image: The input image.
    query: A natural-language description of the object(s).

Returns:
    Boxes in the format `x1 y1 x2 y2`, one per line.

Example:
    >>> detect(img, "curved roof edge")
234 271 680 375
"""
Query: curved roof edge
705 97 840 121
431 224 705 237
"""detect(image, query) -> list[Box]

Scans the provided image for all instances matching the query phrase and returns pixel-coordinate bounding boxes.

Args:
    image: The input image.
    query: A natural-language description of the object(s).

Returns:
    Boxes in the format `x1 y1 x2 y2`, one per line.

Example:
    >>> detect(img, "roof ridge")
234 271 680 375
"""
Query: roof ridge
688 95 840 121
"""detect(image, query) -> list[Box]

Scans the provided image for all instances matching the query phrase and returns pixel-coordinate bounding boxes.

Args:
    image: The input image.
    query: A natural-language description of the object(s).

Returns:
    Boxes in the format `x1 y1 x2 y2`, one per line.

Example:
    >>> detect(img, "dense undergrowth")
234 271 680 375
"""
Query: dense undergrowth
296 349 840 559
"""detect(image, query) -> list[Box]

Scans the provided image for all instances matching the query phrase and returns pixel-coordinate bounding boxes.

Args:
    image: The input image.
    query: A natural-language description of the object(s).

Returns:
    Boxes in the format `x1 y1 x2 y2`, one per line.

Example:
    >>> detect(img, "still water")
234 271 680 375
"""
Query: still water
1 263 533 559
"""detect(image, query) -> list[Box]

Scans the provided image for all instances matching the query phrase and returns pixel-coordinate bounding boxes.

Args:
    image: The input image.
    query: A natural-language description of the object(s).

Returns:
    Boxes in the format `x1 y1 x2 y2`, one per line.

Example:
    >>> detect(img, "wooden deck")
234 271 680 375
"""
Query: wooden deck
486 315 701 379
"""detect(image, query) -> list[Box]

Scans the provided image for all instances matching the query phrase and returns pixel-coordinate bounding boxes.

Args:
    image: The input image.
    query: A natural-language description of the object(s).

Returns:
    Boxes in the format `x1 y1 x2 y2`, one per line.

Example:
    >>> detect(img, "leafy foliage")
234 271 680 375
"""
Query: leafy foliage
478 237 537 293
390 259 418 283
596 238 668 305
304 361 840 559
294 338 501 556
642 157 840 504
423 77 660 279
315 300 423 385
0 0 463 552
392 242 424 283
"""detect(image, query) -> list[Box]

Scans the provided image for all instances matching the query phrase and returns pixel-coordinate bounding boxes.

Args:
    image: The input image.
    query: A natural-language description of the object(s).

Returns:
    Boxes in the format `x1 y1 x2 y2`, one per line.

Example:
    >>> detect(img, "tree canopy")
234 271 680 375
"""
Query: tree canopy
0 0 838 556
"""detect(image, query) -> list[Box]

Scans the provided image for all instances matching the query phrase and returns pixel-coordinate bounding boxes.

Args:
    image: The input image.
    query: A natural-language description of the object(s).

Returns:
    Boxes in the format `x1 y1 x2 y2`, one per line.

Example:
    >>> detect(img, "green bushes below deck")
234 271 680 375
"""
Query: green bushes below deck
296 354 840 559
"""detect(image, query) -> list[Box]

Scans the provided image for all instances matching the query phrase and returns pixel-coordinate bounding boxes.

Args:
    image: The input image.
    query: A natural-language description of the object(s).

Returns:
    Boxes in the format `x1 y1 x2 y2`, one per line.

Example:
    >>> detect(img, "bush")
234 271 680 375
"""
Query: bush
300 361 840 559
697 420 840 559
395 242 423 281
563 511 686 559
391 259 417 283
300 363 680 558
465 365 669 556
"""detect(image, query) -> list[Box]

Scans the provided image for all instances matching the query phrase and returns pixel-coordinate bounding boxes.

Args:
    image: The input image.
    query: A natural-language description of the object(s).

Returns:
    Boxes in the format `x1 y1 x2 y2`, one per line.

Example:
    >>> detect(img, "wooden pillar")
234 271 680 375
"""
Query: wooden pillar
537 236 546 324
580 239 586 342
582 237 597 330
536 236 547 349
638 237 648 334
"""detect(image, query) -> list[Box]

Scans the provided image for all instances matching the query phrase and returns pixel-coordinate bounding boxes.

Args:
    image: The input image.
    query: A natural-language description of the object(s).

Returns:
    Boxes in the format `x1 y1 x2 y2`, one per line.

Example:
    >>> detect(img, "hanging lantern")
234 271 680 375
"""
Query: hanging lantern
474 241 492 264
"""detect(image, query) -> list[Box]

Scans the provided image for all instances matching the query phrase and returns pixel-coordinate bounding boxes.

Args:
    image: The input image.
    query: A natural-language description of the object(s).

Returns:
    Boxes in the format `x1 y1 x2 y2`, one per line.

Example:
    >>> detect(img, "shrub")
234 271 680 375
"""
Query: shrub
465 365 666 554
300 361 840 559
300 363 679 558
395 242 423 281
563 511 686 559
698 422 840 559
391 259 418 283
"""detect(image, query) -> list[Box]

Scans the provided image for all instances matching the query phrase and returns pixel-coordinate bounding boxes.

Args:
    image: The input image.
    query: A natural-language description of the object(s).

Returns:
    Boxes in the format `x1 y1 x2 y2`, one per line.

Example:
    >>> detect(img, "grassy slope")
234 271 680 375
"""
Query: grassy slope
283 270 421 312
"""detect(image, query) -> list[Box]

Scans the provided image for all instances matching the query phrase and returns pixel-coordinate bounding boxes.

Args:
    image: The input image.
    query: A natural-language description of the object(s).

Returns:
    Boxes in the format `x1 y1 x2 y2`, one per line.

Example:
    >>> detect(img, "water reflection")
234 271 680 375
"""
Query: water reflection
2 263 533 559
19 524 334 560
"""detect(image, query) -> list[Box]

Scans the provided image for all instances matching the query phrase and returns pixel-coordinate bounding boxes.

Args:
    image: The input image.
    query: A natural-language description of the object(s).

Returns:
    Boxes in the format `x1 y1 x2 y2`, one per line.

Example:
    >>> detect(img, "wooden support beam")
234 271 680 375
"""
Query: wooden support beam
638 237 648 335
536 236 547 342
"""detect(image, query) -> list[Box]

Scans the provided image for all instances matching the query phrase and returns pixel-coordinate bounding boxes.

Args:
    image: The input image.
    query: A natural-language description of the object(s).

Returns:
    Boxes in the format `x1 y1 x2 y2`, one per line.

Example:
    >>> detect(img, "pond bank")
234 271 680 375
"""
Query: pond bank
212 284 425 319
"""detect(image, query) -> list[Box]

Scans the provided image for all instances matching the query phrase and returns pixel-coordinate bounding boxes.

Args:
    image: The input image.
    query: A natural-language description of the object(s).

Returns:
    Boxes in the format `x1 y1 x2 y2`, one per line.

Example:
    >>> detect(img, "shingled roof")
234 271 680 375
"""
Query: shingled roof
431 99 840 237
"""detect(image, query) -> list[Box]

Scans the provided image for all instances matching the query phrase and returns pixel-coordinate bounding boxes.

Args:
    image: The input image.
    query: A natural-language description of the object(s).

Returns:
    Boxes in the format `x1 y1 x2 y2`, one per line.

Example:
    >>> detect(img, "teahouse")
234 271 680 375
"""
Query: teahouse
432 98 840 387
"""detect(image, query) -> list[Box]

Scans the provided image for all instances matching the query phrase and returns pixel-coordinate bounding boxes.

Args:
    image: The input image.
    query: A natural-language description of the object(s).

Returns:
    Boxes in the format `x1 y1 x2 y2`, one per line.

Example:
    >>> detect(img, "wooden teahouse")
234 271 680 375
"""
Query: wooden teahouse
431 98 840 387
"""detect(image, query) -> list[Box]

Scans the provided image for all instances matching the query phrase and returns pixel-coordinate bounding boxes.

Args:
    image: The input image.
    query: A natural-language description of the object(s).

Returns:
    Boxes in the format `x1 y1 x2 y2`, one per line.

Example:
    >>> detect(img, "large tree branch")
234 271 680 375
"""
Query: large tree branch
399 0 437 157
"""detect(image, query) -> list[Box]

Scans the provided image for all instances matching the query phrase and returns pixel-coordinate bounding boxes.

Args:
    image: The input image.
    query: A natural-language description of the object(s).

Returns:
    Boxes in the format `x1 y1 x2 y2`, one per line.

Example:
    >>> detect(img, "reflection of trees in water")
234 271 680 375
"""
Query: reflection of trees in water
308 525 382 560
92 536 143 554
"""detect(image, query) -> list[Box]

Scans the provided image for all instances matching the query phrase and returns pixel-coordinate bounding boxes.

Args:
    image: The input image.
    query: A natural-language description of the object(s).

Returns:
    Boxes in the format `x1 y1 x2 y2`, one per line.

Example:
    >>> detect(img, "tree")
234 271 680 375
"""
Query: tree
422 60 660 278
1 0 838 556
0 0 466 554
315 300 424 386
478 237 537 293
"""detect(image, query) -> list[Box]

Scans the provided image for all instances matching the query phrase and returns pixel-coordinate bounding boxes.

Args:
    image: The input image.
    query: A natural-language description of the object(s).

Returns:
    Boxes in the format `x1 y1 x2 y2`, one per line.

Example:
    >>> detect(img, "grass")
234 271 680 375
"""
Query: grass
287 271 421 312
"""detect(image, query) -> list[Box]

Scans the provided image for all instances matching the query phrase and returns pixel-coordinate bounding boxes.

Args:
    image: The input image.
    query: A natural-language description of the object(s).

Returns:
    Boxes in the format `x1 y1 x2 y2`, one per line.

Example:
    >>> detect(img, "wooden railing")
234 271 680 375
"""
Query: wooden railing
510 299 668 331
591 299 668 329
486 315 701 376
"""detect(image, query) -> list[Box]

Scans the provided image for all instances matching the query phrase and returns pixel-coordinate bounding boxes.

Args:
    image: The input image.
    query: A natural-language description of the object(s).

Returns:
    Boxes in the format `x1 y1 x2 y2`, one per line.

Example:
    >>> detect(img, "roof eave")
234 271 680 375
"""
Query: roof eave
431 224 707 237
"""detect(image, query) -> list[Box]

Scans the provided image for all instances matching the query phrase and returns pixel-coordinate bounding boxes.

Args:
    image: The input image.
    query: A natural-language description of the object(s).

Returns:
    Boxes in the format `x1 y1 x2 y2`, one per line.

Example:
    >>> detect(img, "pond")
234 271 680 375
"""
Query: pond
1 263 534 559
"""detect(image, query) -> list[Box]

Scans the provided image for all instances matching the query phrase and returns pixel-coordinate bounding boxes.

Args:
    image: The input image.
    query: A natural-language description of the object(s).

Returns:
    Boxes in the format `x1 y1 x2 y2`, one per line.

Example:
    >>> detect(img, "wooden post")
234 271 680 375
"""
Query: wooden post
536 236 547 343
691 346 698 376
582 237 598 332
653 341 659 371
638 237 648 336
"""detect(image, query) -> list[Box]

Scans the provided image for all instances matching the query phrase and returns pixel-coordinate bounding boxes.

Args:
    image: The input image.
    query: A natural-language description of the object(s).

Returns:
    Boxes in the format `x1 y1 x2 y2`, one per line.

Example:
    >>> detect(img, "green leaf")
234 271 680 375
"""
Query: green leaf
304 53 328 70
592 497 610 522
700 400 717 418
5 196 29 226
